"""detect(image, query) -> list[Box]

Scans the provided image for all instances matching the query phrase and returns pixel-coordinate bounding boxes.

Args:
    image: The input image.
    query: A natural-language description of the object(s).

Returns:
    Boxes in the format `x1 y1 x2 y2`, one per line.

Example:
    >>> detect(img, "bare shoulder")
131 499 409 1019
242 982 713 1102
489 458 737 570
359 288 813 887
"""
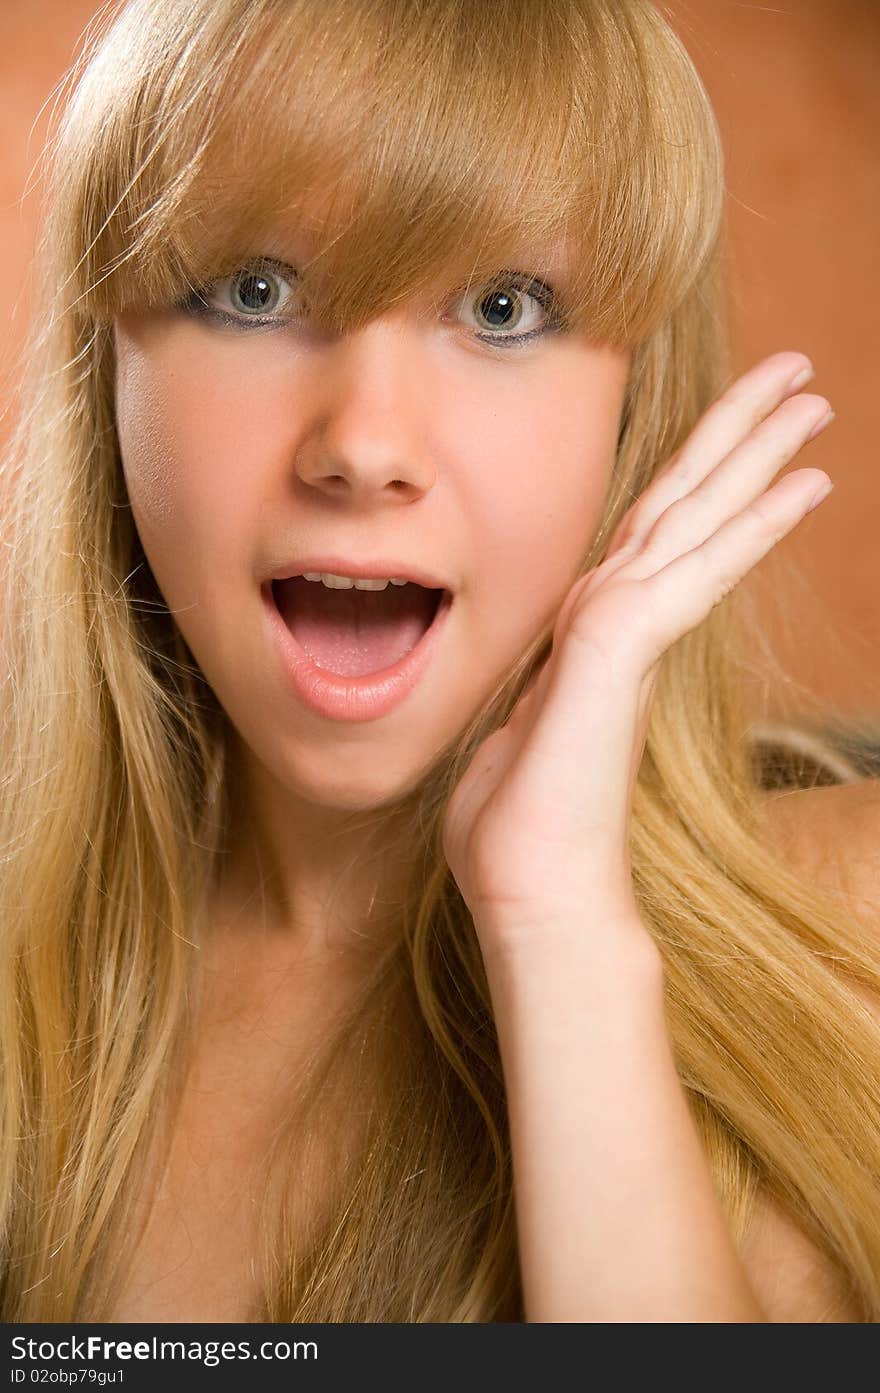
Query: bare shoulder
760 777 880 919
743 779 880 1323
760 776 880 1030
739 1189 863 1322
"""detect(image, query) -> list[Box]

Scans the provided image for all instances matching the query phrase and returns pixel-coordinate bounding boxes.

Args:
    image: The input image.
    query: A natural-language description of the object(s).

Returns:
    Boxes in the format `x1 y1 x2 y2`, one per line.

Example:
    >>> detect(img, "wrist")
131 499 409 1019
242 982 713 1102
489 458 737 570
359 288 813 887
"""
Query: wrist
475 901 664 994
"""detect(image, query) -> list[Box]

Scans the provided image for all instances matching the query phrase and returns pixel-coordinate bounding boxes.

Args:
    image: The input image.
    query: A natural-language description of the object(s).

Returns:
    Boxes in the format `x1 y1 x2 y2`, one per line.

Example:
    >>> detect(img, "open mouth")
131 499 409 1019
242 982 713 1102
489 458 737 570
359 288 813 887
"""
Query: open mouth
270 576 447 678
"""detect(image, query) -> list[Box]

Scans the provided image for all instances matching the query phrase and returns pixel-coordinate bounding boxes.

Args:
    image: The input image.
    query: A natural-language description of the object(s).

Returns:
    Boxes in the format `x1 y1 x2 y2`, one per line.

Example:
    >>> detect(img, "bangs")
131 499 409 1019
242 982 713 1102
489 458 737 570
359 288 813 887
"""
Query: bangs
58 0 724 345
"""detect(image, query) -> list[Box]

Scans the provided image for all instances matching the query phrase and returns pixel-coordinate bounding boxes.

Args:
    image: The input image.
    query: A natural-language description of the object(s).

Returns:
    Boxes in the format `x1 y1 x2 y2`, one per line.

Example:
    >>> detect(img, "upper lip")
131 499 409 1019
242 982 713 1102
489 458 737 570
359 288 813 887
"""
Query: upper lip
267 556 453 591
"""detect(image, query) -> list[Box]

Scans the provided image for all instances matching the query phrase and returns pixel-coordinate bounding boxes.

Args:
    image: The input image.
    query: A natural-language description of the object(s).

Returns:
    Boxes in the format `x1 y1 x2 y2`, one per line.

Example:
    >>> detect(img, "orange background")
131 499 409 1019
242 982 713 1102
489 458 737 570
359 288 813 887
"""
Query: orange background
1 0 877 721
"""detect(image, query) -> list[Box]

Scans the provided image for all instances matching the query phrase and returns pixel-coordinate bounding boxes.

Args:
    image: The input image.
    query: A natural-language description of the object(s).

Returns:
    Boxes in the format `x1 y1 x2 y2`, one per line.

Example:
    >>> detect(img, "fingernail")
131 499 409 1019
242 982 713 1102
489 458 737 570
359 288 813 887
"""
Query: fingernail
806 478 833 513
806 409 836 442
788 363 815 393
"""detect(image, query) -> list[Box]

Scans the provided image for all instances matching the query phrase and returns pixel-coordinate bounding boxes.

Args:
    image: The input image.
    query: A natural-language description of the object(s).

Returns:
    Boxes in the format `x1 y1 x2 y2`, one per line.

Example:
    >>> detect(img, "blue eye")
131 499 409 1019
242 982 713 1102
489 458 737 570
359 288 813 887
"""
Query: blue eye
227 266 291 315
455 273 563 349
179 258 298 330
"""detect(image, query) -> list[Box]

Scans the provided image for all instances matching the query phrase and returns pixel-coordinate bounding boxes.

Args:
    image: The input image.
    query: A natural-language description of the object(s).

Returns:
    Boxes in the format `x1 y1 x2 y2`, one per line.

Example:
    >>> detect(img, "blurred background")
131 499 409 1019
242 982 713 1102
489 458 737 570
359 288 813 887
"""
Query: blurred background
1 1 878 747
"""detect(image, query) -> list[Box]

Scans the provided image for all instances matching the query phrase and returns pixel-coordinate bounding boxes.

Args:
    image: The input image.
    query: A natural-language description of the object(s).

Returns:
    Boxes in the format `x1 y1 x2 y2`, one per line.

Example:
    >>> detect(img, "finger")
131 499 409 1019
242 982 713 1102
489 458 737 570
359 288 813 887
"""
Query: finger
630 465 833 670
607 350 816 556
624 394 833 575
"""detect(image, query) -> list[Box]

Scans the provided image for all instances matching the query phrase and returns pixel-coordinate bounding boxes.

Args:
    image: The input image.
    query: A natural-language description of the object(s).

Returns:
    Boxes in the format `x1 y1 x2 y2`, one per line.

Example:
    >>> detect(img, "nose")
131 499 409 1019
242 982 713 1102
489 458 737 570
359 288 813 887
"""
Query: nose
294 317 437 504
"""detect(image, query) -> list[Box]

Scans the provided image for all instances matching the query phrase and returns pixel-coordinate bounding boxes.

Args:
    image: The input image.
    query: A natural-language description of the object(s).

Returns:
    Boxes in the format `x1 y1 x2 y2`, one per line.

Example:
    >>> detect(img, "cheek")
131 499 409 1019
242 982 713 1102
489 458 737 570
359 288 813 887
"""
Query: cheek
113 333 273 604
458 372 620 642
115 372 178 532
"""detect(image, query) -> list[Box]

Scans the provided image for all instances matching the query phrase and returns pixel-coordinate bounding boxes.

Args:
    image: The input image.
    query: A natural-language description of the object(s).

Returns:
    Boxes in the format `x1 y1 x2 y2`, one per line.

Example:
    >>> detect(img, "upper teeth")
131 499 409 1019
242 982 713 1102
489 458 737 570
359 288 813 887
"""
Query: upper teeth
301 572 410 590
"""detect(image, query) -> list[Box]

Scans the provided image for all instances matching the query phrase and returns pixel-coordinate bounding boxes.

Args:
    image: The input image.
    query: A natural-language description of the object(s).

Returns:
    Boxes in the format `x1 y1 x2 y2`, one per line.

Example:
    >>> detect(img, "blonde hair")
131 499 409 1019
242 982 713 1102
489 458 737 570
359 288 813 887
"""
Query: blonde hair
2 0 880 1321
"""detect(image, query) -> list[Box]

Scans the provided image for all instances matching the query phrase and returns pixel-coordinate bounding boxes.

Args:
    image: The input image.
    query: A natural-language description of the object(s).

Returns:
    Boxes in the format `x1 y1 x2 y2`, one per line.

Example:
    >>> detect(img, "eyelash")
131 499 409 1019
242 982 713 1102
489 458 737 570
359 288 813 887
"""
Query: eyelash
177 257 567 351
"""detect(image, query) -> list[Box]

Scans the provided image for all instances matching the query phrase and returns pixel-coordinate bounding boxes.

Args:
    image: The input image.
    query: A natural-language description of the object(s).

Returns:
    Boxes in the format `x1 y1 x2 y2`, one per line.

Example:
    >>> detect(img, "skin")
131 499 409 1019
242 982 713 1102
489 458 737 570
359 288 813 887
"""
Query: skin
113 235 631 960
110 239 636 1319
443 354 835 939
108 325 841 1314
439 352 835 1319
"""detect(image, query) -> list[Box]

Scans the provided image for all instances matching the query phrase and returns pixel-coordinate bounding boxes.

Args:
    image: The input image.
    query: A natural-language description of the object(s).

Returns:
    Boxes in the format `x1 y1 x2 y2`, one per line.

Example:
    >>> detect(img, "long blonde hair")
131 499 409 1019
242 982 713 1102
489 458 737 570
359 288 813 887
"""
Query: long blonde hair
2 0 880 1321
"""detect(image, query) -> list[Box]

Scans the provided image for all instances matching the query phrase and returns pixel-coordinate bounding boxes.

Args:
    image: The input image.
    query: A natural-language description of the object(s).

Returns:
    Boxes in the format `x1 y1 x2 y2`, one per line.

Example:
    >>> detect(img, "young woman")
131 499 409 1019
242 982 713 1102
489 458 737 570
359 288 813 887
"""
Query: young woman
2 0 880 1323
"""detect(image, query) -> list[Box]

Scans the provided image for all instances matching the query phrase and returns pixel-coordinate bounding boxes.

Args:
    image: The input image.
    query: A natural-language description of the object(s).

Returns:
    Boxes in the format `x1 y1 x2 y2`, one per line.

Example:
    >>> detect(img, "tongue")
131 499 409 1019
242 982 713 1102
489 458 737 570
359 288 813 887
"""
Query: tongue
273 577 439 677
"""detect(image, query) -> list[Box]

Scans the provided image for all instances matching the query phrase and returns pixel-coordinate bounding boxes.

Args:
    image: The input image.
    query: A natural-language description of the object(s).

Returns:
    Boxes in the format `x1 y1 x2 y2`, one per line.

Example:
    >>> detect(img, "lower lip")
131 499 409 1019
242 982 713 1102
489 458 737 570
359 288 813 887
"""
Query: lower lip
261 582 453 723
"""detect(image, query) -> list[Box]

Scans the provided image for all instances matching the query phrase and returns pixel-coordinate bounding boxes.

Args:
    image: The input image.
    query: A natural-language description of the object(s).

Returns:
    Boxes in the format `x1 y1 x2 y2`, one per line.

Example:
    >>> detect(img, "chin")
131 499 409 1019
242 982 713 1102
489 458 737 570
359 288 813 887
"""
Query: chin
275 742 444 818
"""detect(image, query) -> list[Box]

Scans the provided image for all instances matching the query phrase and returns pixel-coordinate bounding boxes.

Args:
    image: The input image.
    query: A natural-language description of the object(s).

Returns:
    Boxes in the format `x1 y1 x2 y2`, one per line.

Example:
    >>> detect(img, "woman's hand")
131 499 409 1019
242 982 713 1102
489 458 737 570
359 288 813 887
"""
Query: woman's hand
442 351 835 952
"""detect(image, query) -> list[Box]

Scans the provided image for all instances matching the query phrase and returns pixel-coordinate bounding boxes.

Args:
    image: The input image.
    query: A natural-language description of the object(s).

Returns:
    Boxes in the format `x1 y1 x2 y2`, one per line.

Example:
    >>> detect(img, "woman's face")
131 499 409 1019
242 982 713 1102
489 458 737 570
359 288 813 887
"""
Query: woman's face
113 237 630 815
